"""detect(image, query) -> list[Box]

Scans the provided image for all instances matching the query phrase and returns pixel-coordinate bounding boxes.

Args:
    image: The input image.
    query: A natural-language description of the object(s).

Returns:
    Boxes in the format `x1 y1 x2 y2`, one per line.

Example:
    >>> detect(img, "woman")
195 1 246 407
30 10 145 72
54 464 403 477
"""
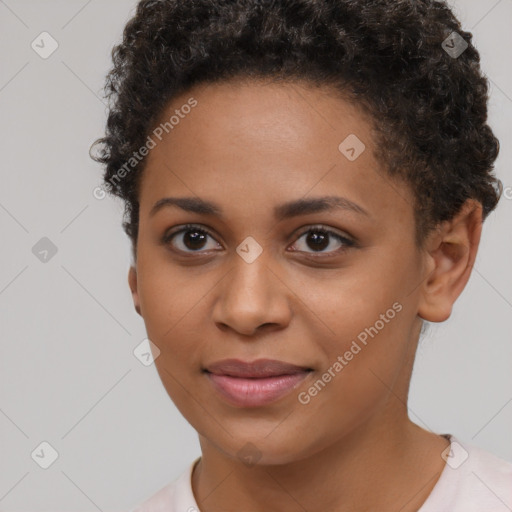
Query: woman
91 0 512 510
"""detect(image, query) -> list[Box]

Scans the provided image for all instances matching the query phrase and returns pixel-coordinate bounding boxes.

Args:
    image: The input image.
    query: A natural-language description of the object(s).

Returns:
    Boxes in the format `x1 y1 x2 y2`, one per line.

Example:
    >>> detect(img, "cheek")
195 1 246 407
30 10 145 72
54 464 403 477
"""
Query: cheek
291 260 415 414
293 257 408 344
136 252 212 343
298 293 414 418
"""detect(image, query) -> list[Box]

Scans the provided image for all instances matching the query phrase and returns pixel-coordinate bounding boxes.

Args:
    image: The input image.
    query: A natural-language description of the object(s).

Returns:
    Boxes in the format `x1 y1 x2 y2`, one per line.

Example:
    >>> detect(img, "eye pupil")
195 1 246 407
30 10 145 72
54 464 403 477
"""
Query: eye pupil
307 231 329 251
184 230 207 250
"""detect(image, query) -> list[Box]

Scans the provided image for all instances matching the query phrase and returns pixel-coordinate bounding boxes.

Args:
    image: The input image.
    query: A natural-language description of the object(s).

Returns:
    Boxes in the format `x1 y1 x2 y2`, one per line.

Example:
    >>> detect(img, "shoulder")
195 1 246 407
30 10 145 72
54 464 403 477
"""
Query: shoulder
420 437 512 512
130 481 176 512
462 442 512 503
130 458 200 512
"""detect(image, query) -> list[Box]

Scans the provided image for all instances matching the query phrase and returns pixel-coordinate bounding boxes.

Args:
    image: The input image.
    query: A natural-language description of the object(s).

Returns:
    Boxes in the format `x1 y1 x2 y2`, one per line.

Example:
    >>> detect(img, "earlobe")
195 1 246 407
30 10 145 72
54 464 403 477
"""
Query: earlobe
128 266 142 316
417 199 483 323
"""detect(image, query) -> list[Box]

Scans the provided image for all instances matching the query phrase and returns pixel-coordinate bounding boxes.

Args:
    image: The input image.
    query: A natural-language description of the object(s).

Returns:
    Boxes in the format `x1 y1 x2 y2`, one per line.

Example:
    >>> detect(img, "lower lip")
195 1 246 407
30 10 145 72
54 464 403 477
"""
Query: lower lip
205 371 311 407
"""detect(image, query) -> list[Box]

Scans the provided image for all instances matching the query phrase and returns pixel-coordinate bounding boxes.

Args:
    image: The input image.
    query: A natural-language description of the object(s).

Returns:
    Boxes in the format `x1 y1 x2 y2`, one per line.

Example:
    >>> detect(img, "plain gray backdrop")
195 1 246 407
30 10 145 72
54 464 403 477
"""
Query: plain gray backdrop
1 0 511 510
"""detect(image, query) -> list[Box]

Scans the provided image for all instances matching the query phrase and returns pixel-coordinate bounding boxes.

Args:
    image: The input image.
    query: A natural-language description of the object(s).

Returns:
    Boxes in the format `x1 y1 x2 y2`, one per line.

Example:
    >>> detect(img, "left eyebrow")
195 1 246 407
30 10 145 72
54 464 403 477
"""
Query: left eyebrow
149 195 369 220
274 196 369 220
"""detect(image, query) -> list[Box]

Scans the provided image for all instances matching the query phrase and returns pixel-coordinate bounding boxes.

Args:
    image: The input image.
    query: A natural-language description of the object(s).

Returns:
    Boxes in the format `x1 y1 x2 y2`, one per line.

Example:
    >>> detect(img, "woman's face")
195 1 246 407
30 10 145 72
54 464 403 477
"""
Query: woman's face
129 79 428 464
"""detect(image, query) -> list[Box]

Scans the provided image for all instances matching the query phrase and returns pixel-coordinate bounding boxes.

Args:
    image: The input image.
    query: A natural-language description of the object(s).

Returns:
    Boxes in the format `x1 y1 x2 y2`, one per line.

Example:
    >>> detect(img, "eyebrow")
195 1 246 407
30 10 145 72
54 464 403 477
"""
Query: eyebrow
149 195 369 220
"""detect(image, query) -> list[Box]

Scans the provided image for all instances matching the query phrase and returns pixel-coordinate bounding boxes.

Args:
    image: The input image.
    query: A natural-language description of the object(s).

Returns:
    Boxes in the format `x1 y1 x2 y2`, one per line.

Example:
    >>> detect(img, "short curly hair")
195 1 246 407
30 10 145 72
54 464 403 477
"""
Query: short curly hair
90 0 502 256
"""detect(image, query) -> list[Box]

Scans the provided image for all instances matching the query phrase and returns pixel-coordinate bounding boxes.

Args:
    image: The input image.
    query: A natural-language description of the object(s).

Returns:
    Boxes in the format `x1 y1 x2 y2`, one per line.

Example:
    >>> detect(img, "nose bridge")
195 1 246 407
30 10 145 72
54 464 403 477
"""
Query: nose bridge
228 231 275 299
212 246 290 335
226 242 275 309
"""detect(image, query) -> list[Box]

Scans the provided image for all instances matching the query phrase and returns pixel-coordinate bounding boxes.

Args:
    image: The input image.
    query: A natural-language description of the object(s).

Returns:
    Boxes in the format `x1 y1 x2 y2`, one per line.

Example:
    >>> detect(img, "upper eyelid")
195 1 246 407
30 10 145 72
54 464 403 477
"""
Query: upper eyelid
292 224 353 241
166 223 218 242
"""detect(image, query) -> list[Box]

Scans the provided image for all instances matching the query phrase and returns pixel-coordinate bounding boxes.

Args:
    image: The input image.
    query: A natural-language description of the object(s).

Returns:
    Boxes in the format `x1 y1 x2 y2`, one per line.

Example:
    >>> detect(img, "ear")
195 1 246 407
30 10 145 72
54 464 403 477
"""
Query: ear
418 199 483 323
128 266 142 316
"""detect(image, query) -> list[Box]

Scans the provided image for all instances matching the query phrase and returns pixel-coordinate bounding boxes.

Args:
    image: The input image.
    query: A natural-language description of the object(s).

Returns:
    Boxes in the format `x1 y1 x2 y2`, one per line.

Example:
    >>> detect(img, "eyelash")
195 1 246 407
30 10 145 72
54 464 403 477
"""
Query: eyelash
162 223 355 258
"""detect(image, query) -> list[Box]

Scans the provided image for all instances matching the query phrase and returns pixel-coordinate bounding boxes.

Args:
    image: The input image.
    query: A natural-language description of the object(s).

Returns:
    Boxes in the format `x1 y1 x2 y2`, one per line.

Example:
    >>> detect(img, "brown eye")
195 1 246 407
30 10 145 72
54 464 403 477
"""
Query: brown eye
163 224 221 253
289 226 354 256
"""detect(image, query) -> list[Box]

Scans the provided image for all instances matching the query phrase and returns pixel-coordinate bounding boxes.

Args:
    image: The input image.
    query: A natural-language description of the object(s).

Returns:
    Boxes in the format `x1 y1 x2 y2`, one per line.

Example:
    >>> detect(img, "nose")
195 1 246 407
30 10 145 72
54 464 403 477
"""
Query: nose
211 253 292 337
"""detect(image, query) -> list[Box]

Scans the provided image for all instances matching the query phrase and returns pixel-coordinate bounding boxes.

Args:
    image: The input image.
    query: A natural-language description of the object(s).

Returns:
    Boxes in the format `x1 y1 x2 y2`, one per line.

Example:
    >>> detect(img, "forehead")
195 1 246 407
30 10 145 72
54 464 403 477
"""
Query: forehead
139 79 413 225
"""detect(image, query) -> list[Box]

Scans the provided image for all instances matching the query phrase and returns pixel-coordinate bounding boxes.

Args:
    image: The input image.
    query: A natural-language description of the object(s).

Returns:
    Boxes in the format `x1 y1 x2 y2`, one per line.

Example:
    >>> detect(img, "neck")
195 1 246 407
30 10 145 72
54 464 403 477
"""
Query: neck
191 407 449 512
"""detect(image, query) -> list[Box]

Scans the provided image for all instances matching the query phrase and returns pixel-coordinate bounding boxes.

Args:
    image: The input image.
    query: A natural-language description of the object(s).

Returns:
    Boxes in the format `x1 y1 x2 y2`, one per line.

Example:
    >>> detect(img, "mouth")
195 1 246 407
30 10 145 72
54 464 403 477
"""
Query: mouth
203 358 313 407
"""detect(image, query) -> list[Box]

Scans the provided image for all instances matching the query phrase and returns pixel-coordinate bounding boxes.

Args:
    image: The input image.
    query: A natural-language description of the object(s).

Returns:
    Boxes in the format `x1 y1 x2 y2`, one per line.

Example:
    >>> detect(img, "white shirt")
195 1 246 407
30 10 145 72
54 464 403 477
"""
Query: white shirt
131 435 512 512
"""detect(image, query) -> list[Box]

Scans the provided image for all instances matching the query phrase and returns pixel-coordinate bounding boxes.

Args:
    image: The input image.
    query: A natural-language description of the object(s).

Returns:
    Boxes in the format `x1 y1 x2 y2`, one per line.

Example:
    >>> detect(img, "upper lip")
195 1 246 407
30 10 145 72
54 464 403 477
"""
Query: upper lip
204 358 312 378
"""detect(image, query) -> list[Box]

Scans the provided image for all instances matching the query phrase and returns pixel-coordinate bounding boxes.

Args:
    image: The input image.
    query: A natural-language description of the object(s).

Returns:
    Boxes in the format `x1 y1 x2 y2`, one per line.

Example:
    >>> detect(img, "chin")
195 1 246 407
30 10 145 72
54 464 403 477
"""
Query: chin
209 432 317 468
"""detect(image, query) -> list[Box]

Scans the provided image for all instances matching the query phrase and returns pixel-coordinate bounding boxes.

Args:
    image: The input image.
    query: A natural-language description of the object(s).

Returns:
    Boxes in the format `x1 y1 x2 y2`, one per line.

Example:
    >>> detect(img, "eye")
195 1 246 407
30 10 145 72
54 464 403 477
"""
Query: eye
162 224 221 253
163 223 355 257
289 225 355 256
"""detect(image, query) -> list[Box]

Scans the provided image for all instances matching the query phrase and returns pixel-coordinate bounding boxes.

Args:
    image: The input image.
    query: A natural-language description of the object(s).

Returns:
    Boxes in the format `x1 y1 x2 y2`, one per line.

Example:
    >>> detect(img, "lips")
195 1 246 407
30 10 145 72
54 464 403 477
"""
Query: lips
204 358 312 378
204 358 313 407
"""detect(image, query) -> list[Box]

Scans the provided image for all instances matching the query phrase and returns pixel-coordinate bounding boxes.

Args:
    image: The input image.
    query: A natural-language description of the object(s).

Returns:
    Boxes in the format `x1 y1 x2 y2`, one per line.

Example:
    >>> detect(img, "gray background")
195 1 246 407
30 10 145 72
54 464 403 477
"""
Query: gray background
0 0 511 510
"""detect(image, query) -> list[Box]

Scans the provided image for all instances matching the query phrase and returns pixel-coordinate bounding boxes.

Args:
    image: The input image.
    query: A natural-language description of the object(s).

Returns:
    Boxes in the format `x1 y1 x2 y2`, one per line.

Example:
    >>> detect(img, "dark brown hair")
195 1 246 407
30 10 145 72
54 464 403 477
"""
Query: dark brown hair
90 0 501 254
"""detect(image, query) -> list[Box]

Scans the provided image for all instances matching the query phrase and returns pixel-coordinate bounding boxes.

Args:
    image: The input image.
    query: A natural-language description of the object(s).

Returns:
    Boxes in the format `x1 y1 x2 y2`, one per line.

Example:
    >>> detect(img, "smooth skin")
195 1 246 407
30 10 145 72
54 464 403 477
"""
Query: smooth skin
128 78 483 512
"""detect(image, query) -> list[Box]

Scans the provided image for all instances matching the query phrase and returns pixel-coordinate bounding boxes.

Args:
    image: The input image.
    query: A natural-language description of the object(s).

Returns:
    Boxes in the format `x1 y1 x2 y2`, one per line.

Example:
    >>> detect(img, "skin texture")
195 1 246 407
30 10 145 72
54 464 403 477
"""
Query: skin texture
128 79 483 512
